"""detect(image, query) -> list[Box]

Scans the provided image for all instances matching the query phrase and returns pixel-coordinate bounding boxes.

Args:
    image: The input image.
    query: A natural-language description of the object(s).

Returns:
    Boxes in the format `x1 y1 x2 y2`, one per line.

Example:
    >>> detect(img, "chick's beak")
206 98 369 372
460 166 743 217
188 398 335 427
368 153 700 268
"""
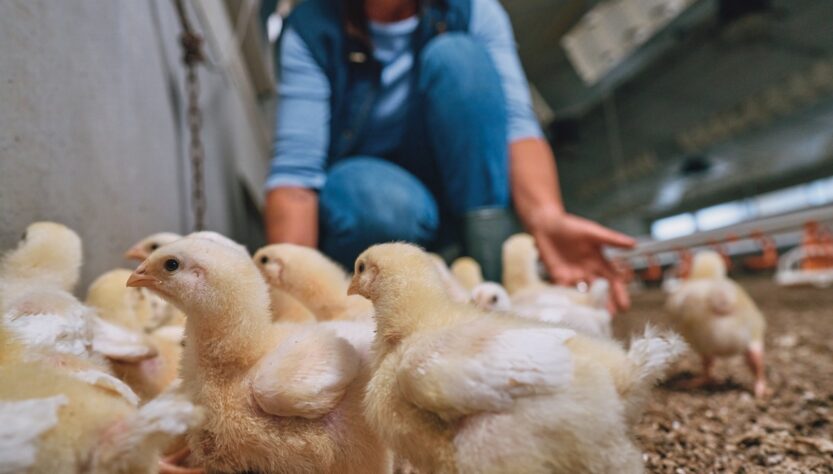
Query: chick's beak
347 275 360 296
124 245 147 261
126 265 157 289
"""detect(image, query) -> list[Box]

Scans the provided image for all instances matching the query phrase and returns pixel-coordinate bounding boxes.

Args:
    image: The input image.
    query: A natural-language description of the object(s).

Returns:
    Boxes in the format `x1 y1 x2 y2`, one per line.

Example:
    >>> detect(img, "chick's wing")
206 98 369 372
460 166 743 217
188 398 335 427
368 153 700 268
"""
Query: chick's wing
396 321 575 421
252 328 361 419
90 315 158 362
0 395 67 474
708 280 738 316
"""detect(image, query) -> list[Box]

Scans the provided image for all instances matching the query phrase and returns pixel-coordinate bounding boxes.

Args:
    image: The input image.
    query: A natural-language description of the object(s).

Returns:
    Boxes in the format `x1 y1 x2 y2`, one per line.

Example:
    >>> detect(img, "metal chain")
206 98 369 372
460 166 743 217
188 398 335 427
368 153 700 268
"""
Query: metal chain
173 0 206 231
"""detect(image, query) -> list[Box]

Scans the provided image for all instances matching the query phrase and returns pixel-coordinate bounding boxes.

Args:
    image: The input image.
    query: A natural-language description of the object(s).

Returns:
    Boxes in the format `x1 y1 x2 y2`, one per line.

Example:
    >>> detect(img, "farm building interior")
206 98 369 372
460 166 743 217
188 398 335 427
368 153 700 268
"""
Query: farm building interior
1 0 832 472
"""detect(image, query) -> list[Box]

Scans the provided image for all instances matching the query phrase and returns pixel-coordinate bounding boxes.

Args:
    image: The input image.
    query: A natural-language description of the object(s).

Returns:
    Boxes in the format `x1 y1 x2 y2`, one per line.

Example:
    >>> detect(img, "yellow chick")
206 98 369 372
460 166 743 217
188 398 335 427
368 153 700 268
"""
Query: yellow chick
350 243 685 473
253 243 372 321
124 233 188 332
2 223 157 377
0 322 203 474
1 222 82 310
666 250 768 397
85 269 157 331
123 232 182 262
450 256 484 291
502 233 609 310
127 236 388 473
251 250 317 323
471 281 612 339
85 269 182 401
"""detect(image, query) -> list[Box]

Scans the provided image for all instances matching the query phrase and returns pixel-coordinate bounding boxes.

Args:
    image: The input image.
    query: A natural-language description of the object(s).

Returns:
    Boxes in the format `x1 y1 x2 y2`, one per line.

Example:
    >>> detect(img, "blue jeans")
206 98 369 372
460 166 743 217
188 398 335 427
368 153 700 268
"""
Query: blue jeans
320 34 509 269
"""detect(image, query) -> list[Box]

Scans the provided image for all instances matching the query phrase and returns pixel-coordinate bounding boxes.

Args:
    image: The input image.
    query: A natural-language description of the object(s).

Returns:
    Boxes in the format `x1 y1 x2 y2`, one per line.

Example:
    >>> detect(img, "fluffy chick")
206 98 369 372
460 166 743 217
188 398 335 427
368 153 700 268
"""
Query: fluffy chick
253 243 372 321
1 224 157 375
0 323 202 474
0 222 82 311
124 233 188 332
666 250 768 397
85 269 156 331
128 237 387 473
472 281 612 339
450 257 484 291
502 233 608 310
4 288 162 406
251 250 317 323
471 281 512 311
123 232 182 262
85 269 182 400
351 243 685 473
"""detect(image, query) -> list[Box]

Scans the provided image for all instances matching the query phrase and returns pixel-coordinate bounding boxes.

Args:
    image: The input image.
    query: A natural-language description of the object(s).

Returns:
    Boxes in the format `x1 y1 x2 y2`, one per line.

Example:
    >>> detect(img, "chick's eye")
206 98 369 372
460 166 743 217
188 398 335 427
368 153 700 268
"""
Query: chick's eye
164 258 180 272
490 295 499 304
358 262 365 273
260 256 269 264
150 243 160 251
20 231 27 241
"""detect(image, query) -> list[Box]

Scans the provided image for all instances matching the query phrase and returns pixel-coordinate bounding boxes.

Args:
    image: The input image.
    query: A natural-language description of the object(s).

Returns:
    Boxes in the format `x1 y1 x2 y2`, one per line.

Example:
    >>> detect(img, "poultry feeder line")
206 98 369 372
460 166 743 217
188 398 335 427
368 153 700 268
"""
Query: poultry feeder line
612 205 833 268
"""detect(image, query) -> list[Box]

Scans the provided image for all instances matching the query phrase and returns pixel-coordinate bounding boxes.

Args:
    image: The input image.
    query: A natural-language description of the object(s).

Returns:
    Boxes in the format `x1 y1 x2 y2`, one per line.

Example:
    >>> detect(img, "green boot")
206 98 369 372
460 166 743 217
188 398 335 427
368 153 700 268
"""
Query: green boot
462 207 522 282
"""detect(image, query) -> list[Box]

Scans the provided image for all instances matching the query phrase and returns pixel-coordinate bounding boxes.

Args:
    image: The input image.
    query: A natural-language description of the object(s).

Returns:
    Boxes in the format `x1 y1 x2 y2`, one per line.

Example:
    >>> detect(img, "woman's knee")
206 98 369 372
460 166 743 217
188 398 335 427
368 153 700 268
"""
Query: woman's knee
319 157 439 267
419 34 502 98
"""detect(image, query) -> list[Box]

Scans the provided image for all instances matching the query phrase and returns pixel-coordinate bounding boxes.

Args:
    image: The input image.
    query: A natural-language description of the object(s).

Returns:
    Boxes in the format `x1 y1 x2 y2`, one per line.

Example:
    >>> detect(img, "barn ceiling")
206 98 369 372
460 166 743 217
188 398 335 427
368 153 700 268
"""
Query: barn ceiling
503 0 833 234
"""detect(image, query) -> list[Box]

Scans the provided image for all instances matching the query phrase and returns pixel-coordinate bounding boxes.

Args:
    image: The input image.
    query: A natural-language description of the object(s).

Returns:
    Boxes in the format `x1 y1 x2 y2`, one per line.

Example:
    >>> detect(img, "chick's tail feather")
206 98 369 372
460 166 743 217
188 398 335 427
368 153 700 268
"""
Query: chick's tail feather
621 326 687 422
628 326 687 386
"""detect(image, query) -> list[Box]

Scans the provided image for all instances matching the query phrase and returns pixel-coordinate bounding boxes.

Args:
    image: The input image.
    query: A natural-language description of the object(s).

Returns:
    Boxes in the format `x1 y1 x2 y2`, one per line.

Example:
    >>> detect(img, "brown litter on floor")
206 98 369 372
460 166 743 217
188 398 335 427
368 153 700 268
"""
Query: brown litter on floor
615 278 833 473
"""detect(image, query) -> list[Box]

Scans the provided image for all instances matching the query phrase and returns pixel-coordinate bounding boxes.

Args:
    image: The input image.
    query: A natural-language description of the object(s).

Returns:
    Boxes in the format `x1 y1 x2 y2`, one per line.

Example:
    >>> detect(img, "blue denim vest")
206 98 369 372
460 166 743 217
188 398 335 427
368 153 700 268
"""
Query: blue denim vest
285 0 471 160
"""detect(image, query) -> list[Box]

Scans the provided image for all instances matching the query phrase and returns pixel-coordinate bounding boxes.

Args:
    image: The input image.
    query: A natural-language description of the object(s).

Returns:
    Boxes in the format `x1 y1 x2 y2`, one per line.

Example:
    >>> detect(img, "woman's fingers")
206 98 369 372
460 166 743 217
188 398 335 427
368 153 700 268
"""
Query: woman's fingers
589 258 630 314
579 218 636 249
611 278 631 312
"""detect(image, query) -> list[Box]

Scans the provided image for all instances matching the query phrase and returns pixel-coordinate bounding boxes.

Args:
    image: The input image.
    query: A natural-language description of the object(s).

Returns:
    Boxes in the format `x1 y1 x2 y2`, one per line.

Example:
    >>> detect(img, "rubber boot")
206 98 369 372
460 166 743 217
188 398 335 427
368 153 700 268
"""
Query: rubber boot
462 207 522 282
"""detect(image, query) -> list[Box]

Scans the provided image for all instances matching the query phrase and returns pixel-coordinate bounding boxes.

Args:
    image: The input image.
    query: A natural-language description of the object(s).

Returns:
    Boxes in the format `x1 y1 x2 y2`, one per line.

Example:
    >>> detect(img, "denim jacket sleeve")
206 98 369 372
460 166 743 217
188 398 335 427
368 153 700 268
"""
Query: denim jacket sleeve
470 0 543 143
266 27 331 191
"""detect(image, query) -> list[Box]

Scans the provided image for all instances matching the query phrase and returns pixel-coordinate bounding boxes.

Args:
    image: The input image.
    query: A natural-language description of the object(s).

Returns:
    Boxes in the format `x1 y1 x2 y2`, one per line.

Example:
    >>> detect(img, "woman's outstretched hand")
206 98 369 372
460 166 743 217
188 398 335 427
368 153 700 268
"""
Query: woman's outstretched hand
529 210 636 313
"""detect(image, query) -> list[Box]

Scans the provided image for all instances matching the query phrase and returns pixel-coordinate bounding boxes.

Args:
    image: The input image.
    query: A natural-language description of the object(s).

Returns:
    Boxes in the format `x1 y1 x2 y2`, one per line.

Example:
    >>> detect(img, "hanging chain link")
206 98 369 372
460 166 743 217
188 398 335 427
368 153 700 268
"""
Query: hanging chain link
173 0 206 231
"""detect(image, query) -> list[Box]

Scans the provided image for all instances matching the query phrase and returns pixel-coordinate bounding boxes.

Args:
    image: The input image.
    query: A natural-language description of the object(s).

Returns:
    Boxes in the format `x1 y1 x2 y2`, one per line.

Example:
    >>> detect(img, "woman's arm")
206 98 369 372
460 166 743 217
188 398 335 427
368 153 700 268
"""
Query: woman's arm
265 187 319 246
472 0 636 311
511 138 635 312
264 27 331 245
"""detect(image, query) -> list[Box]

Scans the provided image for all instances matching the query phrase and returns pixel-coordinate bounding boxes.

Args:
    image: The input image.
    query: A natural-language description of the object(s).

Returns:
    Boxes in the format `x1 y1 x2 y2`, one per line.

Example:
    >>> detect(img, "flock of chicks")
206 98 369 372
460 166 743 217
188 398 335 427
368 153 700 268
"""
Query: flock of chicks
0 222 768 473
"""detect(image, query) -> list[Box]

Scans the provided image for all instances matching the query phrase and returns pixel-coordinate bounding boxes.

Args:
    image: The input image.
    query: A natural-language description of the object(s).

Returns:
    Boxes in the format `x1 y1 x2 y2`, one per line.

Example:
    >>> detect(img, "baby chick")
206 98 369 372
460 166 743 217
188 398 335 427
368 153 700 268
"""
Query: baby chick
472 281 612 339
123 232 182 262
85 269 156 331
666 250 768 397
350 243 685 473
1 222 82 310
470 281 512 311
251 249 317 323
1 222 163 414
2 223 156 369
128 236 388 473
450 256 484 291
124 233 188 332
253 243 372 321
85 269 182 400
0 322 202 474
501 233 605 309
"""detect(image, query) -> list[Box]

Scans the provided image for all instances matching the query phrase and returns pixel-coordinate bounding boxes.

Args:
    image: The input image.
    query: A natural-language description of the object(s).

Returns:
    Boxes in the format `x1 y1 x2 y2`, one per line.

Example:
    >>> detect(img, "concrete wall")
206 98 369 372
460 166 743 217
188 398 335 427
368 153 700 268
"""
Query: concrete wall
0 0 270 290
